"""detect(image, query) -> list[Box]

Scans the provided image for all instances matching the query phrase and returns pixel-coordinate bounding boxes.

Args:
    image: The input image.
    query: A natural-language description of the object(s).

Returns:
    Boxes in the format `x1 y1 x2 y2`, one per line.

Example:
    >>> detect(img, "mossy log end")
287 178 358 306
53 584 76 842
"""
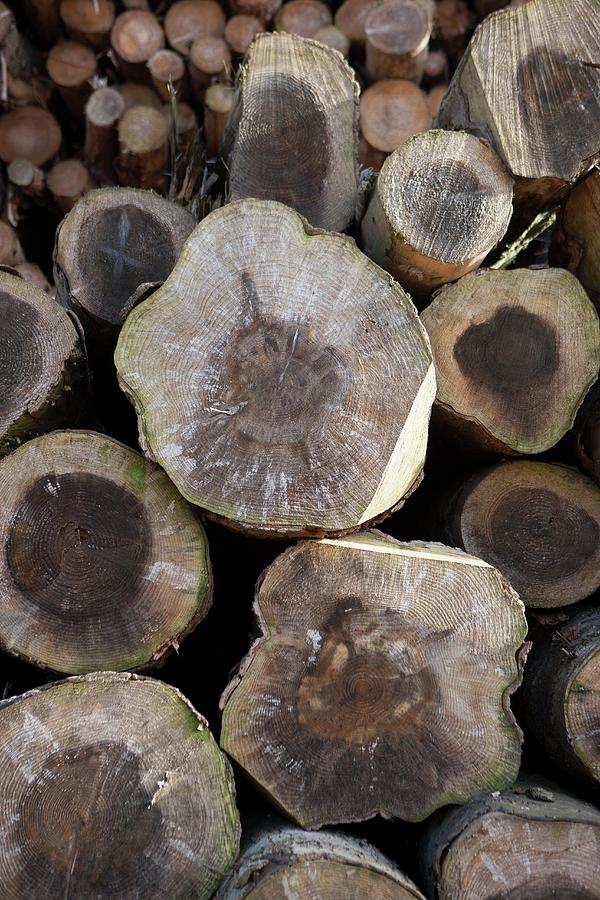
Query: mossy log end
216 821 426 898
418 778 600 899
0 271 88 458
436 0 600 219
224 32 359 232
421 267 600 456
220 531 526 828
0 430 211 674
115 199 435 537
522 606 600 790
0 672 240 899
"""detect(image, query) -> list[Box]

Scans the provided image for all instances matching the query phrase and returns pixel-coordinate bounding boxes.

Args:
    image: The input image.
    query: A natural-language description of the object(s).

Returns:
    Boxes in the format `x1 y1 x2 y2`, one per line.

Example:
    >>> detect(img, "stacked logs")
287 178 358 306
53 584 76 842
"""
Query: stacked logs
0 0 600 897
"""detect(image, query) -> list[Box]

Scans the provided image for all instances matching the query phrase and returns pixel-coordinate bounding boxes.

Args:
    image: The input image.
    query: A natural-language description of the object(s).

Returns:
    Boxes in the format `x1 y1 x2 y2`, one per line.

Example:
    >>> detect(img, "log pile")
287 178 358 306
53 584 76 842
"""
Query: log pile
0 0 600 896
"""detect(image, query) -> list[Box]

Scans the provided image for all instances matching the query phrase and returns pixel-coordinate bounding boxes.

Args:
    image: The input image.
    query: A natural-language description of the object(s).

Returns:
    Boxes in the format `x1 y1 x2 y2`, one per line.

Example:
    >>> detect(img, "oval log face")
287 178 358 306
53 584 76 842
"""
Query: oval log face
0 673 240 899
0 291 44 426
0 430 211 673
245 859 419 899
220 532 526 826
566 647 600 783
115 199 435 536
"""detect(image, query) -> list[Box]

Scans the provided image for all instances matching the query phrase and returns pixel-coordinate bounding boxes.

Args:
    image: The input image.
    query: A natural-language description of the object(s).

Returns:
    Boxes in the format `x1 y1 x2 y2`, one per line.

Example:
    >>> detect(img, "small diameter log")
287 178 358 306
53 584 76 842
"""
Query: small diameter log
84 86 125 184
148 49 187 101
119 81 163 110
21 0 63 48
436 0 600 219
224 15 265 55
60 0 116 49
115 199 435 537
220 532 526 826
365 0 434 83
204 83 234 158
360 130 513 300
116 105 169 191
7 159 47 200
47 159 94 213
0 430 212 673
54 186 195 345
164 0 226 56
0 271 87 457
0 673 240 897
228 0 282 22
522 607 600 790
46 41 97 121
359 135 388 170
551 168 600 311
360 79 431 153
110 10 165 82
225 33 359 233
188 36 232 97
0 221 24 267
275 0 333 37
423 48 448 83
418 779 600 899
427 82 447 116
314 25 351 57
421 268 600 456
216 822 426 899
433 0 473 60
0 107 62 167
334 0 379 45
435 460 600 608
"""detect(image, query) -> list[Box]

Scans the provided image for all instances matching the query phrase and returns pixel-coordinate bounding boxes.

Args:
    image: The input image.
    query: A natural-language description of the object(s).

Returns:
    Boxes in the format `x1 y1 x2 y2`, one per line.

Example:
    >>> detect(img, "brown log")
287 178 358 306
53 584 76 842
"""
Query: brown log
0 220 24 266
118 81 163 110
275 0 333 37
314 24 351 57
220 532 526 825
188 36 231 98
0 107 61 167
436 0 600 222
365 0 434 83
574 379 600 487
433 0 473 60
522 608 600 792
160 100 198 155
427 81 447 115
110 9 165 82
148 49 187 101
551 168 600 312
423 47 448 82
227 0 282 22
358 134 388 170
434 460 600 608
0 270 87 457
115 105 170 193
225 33 359 233
361 129 513 300
420 267 600 456
47 159 94 213
418 778 600 899
164 0 226 56
115 199 435 536
224 14 265 55
0 673 240 897
20 0 63 48
334 0 379 44
60 0 116 49
84 86 125 183
46 41 97 120
7 159 47 199
204 83 233 158
359 78 431 153
216 822 426 899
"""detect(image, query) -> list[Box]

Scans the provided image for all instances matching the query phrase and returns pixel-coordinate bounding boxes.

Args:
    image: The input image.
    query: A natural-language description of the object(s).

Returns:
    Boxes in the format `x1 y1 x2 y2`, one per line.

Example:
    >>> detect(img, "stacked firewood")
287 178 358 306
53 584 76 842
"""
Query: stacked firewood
1 0 600 897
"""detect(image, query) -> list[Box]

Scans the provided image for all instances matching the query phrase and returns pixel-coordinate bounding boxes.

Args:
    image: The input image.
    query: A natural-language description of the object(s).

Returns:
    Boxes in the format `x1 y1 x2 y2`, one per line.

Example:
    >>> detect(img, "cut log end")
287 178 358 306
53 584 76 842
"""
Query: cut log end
224 14 266 54
164 0 226 55
275 0 333 38
117 105 169 190
0 106 62 167
111 10 165 64
359 79 431 153
60 0 116 48
365 0 433 82
46 40 97 87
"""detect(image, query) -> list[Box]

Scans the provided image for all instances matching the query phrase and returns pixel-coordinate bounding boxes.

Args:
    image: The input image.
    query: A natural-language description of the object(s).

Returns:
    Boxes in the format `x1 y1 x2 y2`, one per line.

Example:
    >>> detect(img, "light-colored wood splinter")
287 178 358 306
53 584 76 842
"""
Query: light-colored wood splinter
361 129 513 300
522 607 600 791
421 267 600 456
0 271 87 458
216 822 426 899
0 673 240 898
365 0 434 83
220 531 526 826
436 460 600 608
0 430 212 674
437 0 600 218
225 33 359 233
418 778 600 899
115 199 435 537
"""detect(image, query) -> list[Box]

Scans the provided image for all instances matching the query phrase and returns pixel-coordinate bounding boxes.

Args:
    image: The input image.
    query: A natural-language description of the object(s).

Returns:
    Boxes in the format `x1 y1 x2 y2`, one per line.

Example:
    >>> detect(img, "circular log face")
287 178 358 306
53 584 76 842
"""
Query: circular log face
421 268 600 454
220 531 526 826
453 461 600 607
245 860 418 898
364 0 430 55
566 647 600 783
116 199 435 536
0 673 239 899
439 812 600 899
0 430 211 673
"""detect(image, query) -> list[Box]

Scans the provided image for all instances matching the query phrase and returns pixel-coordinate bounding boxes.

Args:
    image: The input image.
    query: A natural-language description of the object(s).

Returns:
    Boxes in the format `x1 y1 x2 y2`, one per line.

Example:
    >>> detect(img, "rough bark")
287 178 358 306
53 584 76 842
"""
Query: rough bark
361 130 513 301
364 0 434 83
225 32 359 233
421 267 600 455
0 270 87 457
115 198 435 537
434 460 600 608
551 168 600 312
0 672 240 898
418 778 600 899
220 531 526 826
359 78 431 153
